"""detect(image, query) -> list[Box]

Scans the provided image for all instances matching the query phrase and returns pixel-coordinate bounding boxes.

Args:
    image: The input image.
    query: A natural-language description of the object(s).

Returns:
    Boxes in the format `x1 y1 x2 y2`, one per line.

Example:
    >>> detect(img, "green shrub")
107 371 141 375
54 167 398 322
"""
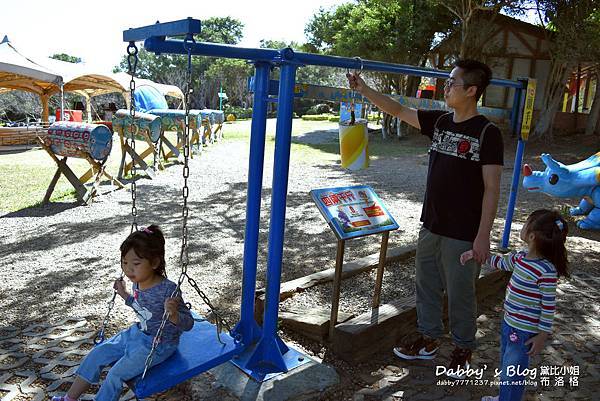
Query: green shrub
223 106 253 119
301 114 335 121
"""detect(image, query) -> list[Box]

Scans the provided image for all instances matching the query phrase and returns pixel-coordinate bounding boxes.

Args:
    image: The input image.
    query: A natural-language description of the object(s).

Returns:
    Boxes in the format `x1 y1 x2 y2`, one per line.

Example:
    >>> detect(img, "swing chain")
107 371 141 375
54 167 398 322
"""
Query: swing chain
127 42 139 233
348 57 363 125
94 43 138 344
94 284 118 345
142 37 194 379
142 36 233 380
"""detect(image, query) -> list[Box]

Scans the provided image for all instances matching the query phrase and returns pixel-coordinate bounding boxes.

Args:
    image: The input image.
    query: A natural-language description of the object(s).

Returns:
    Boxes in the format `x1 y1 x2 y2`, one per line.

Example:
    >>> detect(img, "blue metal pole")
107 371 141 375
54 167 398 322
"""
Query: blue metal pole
232 62 271 346
246 60 297 373
501 85 525 250
143 36 520 88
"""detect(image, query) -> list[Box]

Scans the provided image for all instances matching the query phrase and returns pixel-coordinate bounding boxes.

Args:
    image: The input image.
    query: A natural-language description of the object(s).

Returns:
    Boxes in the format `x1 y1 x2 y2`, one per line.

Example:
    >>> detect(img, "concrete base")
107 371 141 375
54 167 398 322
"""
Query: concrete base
210 359 340 401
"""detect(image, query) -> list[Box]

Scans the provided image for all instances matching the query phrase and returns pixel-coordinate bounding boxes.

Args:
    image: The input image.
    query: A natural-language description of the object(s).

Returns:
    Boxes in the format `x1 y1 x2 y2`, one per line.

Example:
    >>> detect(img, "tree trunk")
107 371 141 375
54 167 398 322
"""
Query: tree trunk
530 59 571 142
585 72 600 136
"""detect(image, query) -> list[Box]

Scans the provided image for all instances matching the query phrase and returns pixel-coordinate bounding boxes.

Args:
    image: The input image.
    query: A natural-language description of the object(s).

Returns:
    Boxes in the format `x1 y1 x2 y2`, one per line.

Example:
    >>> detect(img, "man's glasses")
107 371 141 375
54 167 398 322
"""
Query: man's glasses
444 80 467 89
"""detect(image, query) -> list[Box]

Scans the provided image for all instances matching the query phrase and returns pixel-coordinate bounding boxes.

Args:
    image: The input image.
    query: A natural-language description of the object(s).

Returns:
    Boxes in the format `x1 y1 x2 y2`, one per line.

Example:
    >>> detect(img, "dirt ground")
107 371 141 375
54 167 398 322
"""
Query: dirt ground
0 121 598 400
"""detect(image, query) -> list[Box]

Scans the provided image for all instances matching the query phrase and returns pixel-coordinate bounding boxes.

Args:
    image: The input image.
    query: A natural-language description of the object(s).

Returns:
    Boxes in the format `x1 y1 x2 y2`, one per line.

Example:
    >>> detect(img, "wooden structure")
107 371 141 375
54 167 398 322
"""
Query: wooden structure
37 137 124 205
328 232 390 338
0 126 48 147
112 110 165 180
429 12 598 131
332 267 510 362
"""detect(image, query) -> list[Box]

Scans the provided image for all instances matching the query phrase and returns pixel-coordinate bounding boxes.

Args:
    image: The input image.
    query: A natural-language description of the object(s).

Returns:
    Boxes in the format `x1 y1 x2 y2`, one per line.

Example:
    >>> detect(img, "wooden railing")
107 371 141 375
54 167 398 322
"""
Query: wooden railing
0 125 49 146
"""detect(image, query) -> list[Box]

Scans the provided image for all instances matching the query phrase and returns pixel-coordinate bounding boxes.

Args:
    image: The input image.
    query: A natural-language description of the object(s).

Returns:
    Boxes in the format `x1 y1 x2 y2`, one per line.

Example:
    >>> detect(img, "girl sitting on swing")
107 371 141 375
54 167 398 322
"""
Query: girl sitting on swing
52 225 194 401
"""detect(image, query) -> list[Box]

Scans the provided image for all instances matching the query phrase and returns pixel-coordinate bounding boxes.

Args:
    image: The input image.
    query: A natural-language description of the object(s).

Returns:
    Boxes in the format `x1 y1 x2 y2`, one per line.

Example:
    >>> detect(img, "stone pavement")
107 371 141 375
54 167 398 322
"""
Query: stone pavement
1 270 598 400
333 270 600 401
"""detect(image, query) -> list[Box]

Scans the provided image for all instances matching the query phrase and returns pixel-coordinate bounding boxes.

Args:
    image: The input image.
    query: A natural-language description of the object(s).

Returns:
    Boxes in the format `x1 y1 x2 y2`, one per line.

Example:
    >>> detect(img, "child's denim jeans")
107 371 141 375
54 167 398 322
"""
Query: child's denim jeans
499 320 536 401
76 324 177 401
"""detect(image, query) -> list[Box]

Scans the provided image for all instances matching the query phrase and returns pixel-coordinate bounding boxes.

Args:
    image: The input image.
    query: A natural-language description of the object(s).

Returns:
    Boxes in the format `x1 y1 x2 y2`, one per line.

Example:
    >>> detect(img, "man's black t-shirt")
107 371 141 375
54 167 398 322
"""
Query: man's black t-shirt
417 110 504 242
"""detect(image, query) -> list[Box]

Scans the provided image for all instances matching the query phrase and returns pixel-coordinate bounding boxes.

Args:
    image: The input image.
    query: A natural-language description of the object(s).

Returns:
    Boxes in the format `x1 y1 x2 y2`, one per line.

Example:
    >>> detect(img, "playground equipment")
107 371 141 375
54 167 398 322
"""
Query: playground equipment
92 38 237 398
112 109 163 179
522 152 600 230
116 17 533 397
38 121 124 205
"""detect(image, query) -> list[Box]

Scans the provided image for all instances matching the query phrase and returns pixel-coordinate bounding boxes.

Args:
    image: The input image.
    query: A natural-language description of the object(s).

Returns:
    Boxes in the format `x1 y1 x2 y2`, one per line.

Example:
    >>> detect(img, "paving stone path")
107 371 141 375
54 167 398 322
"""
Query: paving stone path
335 270 600 401
1 270 596 400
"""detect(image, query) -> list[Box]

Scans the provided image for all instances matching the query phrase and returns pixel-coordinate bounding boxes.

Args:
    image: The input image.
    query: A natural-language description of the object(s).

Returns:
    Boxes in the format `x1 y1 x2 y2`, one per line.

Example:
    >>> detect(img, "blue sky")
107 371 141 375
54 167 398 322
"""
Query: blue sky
2 0 344 72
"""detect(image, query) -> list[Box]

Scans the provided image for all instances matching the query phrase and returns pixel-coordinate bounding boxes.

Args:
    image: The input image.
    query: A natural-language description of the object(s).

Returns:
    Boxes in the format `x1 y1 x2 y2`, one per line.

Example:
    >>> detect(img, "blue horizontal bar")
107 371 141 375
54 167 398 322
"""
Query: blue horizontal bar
144 38 523 89
127 17 524 88
123 18 201 42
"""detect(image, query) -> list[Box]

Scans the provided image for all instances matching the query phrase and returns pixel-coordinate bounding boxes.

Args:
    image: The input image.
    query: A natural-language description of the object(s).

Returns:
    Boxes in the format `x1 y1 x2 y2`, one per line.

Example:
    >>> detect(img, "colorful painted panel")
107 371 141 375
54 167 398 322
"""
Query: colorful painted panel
310 185 398 240
112 110 162 142
47 122 113 161
148 109 202 131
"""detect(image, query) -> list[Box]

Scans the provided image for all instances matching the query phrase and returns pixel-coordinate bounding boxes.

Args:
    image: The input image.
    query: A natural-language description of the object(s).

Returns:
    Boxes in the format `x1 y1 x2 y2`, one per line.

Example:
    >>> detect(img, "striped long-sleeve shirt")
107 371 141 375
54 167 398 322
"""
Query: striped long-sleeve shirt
489 251 558 334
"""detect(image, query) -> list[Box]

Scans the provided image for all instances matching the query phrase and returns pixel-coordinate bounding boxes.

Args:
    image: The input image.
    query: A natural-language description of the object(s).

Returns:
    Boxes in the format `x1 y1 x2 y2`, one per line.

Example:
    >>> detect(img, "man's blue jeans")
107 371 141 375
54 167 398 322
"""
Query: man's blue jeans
75 324 177 401
499 320 536 401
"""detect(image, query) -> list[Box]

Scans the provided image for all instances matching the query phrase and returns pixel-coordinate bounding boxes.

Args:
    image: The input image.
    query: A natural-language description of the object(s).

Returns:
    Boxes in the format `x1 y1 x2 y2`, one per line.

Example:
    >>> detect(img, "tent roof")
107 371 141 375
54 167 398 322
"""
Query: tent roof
0 35 62 95
0 36 183 101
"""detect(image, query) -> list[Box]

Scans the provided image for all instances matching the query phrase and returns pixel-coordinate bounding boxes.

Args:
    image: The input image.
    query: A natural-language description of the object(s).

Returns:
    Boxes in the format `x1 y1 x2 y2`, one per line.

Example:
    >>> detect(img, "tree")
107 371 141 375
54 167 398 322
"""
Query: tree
434 0 528 59
530 0 600 141
585 68 600 136
583 9 600 136
51 53 82 63
305 0 454 136
205 58 253 107
114 17 245 109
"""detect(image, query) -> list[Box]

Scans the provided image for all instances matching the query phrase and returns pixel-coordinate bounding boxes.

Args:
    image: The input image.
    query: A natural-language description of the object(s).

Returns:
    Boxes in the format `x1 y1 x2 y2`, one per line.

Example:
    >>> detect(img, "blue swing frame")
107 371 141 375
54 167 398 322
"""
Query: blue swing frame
123 17 530 397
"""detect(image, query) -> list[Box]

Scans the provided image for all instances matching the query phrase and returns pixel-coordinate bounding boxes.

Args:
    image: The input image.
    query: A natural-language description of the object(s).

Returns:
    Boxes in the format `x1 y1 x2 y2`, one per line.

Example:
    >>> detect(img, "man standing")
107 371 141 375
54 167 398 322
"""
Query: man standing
347 60 503 377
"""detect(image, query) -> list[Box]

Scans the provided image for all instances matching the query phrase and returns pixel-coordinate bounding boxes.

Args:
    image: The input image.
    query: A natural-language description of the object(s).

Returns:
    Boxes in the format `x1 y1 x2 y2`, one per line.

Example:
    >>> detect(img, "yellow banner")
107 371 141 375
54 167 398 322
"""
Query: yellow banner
520 79 537 141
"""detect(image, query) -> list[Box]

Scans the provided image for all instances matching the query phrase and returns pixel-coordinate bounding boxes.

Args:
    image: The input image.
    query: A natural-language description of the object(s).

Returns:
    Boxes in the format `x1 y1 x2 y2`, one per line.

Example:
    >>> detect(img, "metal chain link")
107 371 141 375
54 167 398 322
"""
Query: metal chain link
94 283 118 344
94 43 138 345
142 37 194 379
141 36 234 380
349 56 363 125
127 42 139 233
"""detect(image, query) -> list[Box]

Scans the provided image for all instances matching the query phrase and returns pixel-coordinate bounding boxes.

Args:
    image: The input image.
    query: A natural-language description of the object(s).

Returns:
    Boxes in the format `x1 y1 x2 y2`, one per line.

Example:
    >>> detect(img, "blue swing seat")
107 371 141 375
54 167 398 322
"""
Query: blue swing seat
130 313 244 397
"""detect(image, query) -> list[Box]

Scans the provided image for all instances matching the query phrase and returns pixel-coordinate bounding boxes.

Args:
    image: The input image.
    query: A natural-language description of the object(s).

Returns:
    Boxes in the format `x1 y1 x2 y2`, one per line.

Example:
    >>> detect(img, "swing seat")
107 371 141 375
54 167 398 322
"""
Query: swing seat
130 313 244 397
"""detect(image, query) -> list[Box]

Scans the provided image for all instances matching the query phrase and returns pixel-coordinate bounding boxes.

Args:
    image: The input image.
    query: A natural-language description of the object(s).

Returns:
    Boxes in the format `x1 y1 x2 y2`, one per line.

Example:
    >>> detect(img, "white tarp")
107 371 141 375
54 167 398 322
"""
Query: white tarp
0 35 62 95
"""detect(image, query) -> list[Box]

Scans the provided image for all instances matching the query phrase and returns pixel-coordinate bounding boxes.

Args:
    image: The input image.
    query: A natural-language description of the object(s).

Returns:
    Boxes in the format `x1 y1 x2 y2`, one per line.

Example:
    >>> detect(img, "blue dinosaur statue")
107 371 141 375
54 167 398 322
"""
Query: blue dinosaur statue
522 152 600 230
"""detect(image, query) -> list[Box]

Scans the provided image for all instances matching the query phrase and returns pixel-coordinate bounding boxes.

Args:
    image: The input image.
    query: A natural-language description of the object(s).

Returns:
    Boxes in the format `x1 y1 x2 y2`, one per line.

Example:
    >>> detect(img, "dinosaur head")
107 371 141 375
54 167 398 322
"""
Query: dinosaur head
522 153 579 197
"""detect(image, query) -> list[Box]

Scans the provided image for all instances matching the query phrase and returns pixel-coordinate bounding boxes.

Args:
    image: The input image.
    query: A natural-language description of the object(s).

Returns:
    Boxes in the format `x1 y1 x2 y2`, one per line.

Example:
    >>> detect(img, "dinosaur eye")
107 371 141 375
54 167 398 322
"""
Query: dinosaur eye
549 174 559 185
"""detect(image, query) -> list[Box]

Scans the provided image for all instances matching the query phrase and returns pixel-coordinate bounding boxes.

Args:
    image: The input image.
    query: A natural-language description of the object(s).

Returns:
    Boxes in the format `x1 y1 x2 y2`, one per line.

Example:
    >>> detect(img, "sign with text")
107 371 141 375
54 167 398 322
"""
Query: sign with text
520 78 537 141
310 185 399 240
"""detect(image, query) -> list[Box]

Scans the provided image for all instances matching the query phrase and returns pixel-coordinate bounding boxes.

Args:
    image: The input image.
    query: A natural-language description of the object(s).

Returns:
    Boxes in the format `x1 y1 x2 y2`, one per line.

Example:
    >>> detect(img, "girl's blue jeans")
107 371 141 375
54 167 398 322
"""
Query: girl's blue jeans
499 320 536 401
75 324 177 401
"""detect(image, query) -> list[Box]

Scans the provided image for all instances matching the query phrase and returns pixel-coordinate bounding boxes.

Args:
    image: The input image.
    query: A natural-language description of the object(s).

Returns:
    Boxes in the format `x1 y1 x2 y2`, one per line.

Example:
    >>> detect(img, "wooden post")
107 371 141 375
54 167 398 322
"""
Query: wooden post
162 132 183 161
372 231 390 308
37 137 89 204
329 239 345 339
82 154 125 189
43 166 63 204
40 94 49 124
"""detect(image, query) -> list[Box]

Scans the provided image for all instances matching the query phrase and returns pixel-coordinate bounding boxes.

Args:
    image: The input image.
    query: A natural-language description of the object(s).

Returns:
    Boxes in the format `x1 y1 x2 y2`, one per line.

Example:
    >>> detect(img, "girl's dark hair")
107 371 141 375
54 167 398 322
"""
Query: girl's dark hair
120 224 167 277
525 209 569 277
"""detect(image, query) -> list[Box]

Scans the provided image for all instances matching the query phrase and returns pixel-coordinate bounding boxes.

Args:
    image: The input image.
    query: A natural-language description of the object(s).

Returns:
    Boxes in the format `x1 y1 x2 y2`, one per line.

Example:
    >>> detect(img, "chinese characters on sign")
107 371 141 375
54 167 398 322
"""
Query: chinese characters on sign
310 185 398 240
520 79 537 141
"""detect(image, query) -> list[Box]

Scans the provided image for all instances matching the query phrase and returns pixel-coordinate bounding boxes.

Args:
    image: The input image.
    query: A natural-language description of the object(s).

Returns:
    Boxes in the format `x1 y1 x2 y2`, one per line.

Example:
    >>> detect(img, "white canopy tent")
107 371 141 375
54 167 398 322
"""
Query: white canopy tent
0 35 63 121
0 36 184 123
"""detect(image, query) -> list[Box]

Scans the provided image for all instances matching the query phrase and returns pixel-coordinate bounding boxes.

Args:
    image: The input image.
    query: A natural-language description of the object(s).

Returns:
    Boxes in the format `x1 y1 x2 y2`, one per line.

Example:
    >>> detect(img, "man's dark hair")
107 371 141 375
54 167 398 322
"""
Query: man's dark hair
453 59 492 101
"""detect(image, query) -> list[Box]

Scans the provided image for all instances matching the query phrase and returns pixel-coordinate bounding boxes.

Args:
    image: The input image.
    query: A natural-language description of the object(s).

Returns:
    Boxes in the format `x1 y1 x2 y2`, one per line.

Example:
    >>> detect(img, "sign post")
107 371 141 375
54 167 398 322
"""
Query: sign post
310 185 399 338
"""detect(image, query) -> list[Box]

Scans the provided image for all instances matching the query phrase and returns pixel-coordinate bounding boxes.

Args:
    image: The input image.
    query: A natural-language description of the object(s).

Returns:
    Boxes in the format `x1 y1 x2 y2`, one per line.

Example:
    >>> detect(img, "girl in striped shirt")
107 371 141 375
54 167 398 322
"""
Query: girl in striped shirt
461 209 569 401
